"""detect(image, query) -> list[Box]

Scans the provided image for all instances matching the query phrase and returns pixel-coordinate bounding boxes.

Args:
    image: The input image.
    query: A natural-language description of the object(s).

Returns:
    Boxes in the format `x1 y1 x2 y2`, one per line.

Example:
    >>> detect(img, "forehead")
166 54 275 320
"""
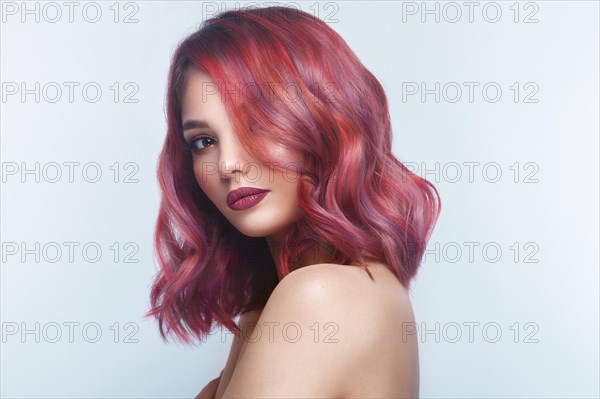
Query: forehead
183 65 213 92
180 66 228 126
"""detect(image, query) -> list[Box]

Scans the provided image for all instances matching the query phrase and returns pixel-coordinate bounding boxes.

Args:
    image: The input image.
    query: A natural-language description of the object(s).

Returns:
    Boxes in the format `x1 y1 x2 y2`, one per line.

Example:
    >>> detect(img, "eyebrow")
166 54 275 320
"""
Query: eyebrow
182 119 211 132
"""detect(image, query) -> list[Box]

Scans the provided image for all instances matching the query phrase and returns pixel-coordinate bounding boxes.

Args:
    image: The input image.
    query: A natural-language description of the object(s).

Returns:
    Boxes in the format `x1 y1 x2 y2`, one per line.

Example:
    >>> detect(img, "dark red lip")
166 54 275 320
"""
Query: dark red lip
227 187 270 208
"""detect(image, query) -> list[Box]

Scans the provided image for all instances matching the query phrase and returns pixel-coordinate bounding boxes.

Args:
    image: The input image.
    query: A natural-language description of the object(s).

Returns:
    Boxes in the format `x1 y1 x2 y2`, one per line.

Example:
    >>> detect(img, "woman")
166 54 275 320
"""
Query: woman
146 5 441 398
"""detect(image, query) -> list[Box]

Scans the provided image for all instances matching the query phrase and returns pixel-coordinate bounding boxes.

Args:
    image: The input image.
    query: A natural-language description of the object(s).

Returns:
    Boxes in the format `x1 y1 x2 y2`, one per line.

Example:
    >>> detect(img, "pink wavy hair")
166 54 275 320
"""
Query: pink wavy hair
145 6 441 345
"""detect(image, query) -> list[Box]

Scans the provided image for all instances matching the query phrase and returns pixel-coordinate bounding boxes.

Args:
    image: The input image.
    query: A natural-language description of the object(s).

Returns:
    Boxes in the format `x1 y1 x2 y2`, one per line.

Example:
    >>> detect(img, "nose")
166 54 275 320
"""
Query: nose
218 133 251 183
219 159 243 182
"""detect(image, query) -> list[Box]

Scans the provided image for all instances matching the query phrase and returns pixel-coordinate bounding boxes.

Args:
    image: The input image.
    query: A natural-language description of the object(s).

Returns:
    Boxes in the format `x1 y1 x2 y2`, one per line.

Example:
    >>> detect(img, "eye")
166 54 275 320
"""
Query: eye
187 135 216 153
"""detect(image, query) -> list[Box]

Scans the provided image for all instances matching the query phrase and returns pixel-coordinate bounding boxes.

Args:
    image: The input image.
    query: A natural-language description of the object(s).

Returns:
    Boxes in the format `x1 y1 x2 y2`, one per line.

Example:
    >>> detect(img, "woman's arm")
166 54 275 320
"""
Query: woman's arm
220 263 410 398
195 311 260 399
194 370 223 399
220 265 351 398
210 310 262 399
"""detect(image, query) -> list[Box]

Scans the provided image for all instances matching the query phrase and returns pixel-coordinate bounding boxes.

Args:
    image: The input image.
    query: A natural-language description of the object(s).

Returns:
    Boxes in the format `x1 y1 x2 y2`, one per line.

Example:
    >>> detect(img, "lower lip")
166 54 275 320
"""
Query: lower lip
228 191 269 211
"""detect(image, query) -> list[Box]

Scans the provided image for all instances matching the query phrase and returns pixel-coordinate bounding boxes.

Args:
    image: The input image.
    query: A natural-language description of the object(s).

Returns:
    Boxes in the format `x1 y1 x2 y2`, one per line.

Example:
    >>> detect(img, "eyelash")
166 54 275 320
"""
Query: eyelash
186 135 216 153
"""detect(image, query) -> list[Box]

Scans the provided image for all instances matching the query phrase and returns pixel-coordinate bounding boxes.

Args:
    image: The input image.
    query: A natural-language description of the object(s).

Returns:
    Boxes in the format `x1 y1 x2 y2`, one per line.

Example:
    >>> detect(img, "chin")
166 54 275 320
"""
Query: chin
228 216 292 239
227 219 277 238
235 227 270 238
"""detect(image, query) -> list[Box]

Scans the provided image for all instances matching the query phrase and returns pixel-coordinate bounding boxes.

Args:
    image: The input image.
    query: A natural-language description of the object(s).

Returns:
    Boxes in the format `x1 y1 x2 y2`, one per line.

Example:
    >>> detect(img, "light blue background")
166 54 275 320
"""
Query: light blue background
1 1 598 398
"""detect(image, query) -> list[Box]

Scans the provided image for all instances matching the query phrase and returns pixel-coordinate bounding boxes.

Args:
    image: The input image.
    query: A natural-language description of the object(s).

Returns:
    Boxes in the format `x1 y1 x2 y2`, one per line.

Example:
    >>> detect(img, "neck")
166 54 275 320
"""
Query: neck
265 229 332 281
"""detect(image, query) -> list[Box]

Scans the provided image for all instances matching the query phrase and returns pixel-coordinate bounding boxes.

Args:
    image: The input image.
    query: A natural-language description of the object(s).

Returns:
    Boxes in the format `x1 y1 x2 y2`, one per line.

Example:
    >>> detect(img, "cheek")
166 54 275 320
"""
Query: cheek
277 169 302 189
193 160 219 194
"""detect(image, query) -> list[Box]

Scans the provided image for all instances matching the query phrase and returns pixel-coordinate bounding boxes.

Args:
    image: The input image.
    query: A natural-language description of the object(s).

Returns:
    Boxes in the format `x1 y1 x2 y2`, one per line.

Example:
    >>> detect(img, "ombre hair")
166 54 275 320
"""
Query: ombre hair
146 5 441 345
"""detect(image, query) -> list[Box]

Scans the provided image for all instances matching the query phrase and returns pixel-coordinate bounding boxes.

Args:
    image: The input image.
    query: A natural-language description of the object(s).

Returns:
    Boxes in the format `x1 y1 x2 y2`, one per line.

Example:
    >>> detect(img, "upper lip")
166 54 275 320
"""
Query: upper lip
227 187 270 207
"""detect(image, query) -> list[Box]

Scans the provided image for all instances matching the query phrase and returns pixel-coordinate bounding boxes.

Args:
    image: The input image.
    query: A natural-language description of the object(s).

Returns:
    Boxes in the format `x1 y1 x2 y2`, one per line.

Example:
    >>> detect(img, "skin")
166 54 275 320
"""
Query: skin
182 66 420 398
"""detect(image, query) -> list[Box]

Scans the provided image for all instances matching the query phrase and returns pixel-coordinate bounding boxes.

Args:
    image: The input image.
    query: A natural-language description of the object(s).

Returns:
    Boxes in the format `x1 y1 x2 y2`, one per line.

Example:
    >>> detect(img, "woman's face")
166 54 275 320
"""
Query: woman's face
180 66 304 239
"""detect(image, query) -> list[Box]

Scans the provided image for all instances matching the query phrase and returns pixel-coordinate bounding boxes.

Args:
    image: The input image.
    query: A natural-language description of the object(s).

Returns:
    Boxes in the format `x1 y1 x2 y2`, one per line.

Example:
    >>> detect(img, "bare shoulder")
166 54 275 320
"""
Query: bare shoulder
281 261 415 320
221 261 418 398
298 262 419 398
254 261 415 341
